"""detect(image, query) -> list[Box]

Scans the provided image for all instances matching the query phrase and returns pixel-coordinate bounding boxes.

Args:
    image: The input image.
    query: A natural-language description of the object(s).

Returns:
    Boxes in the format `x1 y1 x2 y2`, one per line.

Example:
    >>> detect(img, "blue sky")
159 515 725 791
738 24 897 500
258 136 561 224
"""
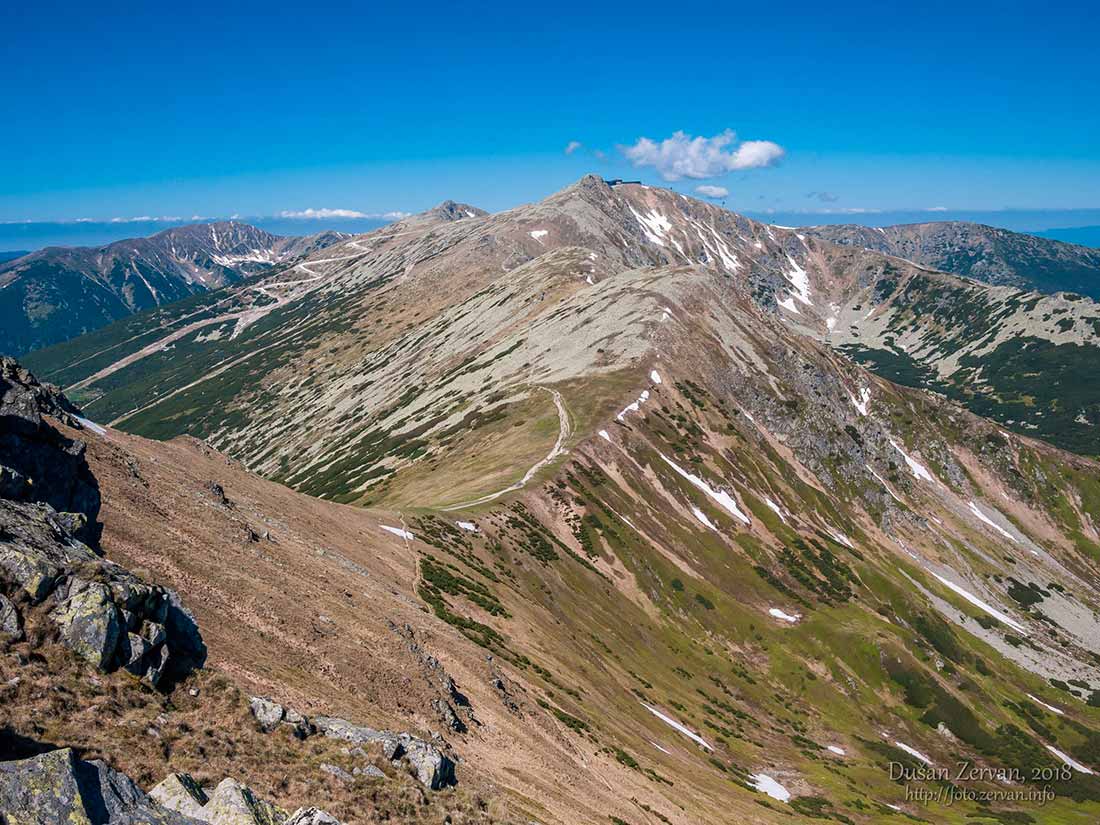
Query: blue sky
3 0 1098 229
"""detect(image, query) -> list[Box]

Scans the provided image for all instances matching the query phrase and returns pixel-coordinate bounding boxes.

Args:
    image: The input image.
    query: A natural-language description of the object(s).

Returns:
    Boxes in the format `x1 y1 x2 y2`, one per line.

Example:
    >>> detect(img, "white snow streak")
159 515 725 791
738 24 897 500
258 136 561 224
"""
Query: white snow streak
691 506 718 531
1026 694 1064 715
827 745 846 756
929 571 1027 634
660 454 751 524
639 702 713 750
889 439 935 483
850 387 871 416
456 521 479 533
74 416 107 436
650 370 663 385
968 501 1017 543
894 741 934 766
1046 746 1094 774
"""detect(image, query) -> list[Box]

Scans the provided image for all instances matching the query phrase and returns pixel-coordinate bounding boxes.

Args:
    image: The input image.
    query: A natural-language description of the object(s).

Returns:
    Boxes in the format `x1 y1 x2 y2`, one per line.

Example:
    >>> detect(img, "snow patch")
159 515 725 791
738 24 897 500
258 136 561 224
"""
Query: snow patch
380 525 414 540
640 702 713 750
889 439 935 483
691 506 718 531
769 608 801 623
651 741 672 755
628 205 672 248
827 745 846 756
456 521 479 533
598 429 611 442
74 416 107 436
1046 745 1094 774
660 454 751 525
617 389 650 421
894 741 934 765
967 501 1017 543
850 387 871 416
749 773 791 803
529 230 548 243
764 497 788 523
784 255 813 306
1026 694 1064 715
650 369 662 385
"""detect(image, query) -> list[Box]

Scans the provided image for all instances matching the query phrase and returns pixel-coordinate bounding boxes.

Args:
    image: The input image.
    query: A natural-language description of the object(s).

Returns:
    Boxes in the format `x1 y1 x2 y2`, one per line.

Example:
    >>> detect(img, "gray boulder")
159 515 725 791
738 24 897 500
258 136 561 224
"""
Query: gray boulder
52 583 123 670
0 748 203 824
149 773 209 818
192 778 284 825
398 733 456 790
249 697 285 732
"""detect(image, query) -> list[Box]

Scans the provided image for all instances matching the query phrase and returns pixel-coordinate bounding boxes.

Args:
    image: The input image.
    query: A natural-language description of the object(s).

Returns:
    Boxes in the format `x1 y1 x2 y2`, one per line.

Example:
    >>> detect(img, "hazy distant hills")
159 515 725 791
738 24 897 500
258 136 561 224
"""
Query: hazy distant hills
0 250 28 263
0 221 348 355
802 221 1100 299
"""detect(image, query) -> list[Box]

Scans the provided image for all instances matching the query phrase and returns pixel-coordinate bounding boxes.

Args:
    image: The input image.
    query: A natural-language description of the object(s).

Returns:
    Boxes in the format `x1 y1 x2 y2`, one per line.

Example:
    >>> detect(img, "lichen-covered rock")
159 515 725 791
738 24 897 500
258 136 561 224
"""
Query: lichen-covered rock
150 773 210 818
0 748 202 824
196 778 285 825
52 582 123 669
0 497 205 687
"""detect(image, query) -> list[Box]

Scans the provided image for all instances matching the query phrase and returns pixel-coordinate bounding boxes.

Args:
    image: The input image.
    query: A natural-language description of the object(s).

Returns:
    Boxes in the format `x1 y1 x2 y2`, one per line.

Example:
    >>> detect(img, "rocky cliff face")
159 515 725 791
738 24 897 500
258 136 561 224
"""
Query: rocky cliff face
0 357 204 685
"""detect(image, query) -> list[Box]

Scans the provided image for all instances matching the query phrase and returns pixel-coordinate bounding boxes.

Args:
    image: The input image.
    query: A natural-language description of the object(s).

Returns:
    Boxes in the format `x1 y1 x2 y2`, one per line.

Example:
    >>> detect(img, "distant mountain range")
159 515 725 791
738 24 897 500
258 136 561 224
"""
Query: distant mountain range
0 250 28 263
801 221 1100 299
0 222 348 355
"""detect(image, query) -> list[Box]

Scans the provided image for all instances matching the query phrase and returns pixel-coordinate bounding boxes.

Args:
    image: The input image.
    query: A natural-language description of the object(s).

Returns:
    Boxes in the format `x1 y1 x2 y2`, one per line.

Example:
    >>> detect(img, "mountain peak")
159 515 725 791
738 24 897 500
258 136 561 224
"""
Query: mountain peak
427 200 487 221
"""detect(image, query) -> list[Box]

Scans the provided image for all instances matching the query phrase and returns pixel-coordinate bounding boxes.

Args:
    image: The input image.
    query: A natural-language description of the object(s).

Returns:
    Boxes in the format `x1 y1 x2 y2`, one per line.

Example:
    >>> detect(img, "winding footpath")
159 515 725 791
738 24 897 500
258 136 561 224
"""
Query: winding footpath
441 386 571 511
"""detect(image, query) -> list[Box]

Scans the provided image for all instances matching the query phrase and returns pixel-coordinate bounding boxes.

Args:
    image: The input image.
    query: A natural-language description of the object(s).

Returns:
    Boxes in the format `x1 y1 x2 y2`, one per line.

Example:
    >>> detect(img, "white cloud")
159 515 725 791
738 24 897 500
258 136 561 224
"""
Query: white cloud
695 185 729 199
923 206 949 212
278 207 409 220
622 129 785 181
279 207 370 219
108 215 182 223
564 140 583 155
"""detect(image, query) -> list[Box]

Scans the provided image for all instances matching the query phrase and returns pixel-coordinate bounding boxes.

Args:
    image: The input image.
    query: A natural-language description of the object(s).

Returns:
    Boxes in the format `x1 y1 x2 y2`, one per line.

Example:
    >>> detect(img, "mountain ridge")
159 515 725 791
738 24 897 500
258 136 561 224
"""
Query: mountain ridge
4 176 1100 823
801 220 1100 299
0 221 351 356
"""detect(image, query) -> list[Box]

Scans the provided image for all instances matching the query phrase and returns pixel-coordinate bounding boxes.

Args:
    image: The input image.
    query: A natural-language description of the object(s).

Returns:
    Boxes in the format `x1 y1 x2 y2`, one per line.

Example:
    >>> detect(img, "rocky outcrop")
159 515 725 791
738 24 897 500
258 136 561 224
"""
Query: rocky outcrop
150 774 343 825
0 748 202 824
0 357 100 544
0 751 344 825
0 359 205 687
247 698 456 791
0 498 205 686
